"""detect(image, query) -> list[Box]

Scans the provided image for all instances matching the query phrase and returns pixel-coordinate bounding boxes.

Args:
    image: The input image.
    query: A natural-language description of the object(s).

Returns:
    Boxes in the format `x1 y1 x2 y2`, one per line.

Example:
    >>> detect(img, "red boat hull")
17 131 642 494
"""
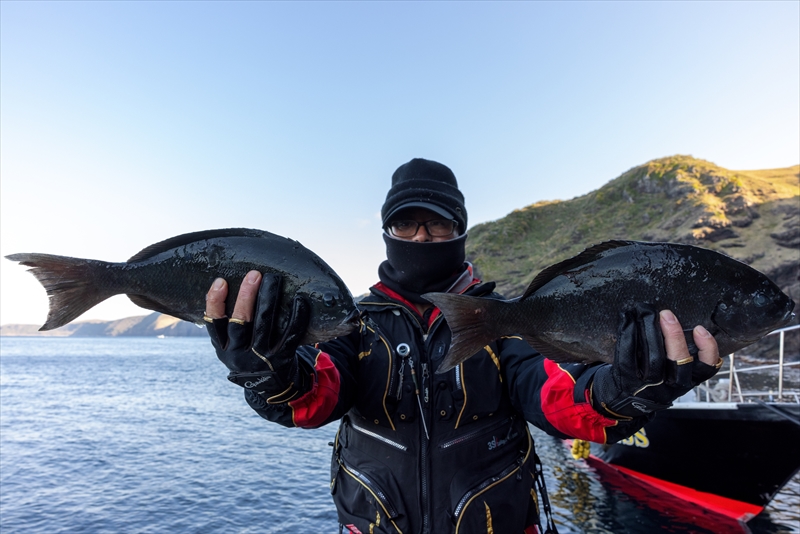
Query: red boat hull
580 401 800 523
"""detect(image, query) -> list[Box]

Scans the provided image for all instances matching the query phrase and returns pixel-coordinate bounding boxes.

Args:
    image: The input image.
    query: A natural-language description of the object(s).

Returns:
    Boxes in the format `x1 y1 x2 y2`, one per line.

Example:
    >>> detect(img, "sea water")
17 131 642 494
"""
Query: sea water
1 337 797 534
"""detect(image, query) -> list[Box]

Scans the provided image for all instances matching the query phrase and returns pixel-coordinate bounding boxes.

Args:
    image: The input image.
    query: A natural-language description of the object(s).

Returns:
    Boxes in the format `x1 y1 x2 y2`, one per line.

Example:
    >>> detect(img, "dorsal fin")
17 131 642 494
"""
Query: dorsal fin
127 228 269 263
521 240 635 300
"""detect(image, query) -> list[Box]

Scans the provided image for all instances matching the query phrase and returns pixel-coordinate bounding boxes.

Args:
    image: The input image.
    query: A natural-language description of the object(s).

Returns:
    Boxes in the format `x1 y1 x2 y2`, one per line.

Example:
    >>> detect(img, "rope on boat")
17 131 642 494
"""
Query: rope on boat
570 439 591 460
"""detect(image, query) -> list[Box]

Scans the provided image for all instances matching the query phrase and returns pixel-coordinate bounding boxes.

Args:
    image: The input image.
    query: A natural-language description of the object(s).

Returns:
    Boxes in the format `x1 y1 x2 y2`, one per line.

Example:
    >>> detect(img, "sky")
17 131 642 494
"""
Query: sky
1 1 798 327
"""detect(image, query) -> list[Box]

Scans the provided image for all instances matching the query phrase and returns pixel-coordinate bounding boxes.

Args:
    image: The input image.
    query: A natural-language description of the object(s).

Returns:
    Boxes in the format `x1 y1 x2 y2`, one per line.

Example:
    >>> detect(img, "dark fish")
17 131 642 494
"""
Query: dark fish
6 228 360 344
425 241 796 373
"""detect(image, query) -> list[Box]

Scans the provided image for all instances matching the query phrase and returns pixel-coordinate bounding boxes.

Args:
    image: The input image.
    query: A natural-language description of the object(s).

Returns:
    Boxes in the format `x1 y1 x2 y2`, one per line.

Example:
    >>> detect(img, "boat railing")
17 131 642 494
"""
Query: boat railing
694 324 800 404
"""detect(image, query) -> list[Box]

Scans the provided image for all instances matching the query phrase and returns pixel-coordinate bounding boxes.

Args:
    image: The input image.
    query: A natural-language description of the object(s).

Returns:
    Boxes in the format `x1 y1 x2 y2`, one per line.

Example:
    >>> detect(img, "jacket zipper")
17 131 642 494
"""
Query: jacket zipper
420 364 431 534
453 429 533 531
378 301 442 533
453 460 522 519
439 417 513 451
396 354 406 400
350 421 408 451
419 314 446 534
338 458 401 521
453 455 525 520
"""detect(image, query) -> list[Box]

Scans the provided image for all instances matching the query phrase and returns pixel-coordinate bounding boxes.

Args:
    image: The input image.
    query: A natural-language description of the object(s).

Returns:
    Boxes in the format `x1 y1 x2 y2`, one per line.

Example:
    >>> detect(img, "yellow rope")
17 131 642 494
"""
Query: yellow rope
571 439 591 460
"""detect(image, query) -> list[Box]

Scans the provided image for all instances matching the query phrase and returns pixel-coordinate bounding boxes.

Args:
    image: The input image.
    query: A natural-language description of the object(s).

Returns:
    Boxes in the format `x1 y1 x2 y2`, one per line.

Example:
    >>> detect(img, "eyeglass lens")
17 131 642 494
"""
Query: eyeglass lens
389 219 456 237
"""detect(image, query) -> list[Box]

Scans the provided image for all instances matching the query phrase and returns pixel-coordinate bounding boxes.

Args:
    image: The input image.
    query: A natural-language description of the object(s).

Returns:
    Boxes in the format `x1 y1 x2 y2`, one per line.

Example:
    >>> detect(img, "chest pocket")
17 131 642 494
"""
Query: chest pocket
351 313 420 430
448 343 508 428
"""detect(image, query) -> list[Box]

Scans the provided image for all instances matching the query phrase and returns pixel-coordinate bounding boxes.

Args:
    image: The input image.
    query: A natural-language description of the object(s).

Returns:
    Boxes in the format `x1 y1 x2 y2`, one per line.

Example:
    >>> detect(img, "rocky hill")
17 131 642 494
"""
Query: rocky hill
4 156 797 356
467 155 799 359
0 312 206 337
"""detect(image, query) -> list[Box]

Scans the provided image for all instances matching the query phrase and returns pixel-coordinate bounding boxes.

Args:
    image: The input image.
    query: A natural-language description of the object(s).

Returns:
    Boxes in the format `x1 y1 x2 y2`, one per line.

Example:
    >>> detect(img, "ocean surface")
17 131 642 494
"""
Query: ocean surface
1 337 797 534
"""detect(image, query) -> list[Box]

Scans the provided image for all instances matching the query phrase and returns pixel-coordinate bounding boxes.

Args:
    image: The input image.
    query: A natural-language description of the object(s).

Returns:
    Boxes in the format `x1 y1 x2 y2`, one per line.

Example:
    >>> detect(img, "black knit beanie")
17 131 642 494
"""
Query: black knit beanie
381 158 467 231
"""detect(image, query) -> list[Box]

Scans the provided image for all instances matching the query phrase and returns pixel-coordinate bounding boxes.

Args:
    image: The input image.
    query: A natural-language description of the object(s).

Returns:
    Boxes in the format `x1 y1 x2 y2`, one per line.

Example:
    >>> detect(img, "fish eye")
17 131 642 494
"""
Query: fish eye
323 292 337 307
753 292 768 307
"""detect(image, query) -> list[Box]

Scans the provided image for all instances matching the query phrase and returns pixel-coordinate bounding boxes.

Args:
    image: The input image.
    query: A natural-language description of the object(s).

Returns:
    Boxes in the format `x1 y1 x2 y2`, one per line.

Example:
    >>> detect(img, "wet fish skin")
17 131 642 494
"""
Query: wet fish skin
6 228 360 345
425 241 796 373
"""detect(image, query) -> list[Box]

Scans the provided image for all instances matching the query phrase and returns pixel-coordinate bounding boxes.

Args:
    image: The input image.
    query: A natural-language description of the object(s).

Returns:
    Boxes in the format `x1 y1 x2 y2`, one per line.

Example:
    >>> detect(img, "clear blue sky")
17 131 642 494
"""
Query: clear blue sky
2 1 798 326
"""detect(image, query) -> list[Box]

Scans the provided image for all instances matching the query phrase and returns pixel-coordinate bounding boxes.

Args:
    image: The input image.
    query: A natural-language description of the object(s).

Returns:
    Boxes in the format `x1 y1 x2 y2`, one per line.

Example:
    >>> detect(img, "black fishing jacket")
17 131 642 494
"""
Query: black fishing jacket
245 281 649 534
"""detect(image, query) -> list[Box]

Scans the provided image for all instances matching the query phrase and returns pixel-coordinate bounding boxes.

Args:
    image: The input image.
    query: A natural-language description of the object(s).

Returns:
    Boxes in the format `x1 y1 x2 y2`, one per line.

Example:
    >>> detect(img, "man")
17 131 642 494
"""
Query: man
204 158 721 534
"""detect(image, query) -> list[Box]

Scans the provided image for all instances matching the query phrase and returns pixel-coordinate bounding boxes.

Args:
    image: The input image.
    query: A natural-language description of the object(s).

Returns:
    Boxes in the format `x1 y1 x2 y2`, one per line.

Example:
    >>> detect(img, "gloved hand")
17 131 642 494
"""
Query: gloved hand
591 304 721 419
205 273 311 403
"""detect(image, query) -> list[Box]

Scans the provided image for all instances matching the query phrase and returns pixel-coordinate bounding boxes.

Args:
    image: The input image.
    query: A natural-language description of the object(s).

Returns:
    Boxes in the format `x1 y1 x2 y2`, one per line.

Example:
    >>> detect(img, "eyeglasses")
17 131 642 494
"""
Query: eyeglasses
386 219 458 238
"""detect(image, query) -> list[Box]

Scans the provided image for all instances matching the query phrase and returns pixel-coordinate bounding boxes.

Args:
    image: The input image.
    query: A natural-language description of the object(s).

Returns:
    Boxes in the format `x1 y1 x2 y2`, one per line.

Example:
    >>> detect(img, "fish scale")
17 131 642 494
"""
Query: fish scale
425 241 795 373
7 228 360 345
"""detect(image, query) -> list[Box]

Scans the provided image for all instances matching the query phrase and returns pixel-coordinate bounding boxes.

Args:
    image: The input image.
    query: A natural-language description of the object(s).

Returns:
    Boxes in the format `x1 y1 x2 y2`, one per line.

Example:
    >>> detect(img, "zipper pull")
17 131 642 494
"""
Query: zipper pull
396 343 410 401
410 358 420 397
397 357 406 400
409 358 430 440
422 363 430 404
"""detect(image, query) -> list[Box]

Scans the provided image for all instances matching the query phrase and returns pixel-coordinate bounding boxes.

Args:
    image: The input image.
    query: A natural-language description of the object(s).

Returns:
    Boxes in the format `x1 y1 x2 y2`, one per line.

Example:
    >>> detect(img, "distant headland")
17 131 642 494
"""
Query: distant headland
0 312 206 337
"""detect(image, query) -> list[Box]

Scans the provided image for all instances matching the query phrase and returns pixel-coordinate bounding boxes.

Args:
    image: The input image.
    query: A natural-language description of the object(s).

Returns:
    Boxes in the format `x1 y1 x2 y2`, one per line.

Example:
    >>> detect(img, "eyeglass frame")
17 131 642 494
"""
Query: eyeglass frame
384 218 459 238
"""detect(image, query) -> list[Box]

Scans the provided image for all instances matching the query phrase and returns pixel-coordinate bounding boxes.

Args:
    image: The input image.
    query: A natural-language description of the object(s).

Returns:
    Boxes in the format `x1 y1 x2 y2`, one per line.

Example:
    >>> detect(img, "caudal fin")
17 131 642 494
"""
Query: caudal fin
423 292 508 374
6 253 117 330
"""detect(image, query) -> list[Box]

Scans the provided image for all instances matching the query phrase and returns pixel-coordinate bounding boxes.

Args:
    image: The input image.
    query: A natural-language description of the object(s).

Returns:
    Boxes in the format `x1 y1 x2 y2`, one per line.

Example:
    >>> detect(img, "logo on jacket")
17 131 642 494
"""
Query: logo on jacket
244 375 271 389
487 429 518 451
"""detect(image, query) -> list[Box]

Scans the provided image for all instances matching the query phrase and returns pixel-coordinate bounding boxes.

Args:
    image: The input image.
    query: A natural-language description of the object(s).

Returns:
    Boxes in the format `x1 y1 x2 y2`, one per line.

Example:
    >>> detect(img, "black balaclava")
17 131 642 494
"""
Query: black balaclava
379 233 468 303
378 158 469 304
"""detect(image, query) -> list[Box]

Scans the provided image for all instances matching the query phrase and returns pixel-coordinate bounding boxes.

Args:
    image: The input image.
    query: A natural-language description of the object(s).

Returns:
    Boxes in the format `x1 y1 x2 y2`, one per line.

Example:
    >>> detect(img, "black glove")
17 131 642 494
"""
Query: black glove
206 274 311 403
591 304 720 419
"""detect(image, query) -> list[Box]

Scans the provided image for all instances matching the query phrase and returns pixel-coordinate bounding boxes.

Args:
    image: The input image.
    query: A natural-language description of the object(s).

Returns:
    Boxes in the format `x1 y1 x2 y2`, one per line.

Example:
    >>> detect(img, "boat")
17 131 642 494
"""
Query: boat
570 324 800 527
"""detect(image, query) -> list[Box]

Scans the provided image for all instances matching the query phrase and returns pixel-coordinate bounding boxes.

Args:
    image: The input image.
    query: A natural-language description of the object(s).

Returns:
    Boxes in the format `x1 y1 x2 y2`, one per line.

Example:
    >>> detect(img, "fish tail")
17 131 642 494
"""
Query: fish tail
423 292 509 374
6 253 117 331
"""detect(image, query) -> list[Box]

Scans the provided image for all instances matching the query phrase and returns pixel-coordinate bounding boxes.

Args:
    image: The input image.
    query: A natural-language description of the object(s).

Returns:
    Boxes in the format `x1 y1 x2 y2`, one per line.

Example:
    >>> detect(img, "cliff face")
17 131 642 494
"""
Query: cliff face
466 156 799 359
0 313 207 337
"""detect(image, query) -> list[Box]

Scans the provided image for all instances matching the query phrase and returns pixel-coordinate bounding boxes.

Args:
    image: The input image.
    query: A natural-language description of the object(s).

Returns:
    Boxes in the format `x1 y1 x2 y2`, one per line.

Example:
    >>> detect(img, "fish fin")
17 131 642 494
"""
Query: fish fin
423 292 506 374
5 253 116 330
521 240 636 300
127 228 272 262
127 294 198 324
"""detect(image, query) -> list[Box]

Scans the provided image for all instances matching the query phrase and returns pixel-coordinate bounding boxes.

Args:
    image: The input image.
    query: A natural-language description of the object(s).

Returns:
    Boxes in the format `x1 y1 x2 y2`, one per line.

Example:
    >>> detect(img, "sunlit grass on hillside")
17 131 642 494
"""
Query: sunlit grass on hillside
467 156 799 297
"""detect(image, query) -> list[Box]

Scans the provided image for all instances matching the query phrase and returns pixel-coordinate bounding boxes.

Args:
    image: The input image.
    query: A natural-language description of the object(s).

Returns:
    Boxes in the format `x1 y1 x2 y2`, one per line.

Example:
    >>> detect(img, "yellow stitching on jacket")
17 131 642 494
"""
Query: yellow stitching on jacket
377 334 396 431
289 350 325 424
358 350 372 360
339 462 403 534
485 345 502 382
455 429 533 533
361 322 396 430
455 362 468 429
485 502 494 534
555 362 578 384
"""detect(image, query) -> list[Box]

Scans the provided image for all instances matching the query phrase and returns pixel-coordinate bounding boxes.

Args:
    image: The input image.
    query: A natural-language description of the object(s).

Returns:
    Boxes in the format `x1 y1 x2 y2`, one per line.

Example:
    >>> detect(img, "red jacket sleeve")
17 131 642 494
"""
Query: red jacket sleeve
245 331 360 429
499 336 652 444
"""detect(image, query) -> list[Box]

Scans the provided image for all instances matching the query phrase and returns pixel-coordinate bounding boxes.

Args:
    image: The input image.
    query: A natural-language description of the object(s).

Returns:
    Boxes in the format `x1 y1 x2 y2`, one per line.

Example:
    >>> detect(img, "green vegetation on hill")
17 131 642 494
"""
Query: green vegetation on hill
467 156 799 302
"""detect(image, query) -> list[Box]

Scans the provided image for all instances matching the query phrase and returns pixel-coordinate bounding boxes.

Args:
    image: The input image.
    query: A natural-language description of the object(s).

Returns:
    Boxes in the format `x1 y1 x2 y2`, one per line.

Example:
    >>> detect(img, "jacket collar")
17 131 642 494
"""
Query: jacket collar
368 263 483 330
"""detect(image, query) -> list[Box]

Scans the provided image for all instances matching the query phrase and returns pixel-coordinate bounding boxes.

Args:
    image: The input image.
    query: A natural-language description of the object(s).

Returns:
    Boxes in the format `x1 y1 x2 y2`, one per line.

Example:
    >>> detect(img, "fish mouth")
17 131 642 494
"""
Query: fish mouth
301 307 361 346
334 307 362 338
343 306 361 326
